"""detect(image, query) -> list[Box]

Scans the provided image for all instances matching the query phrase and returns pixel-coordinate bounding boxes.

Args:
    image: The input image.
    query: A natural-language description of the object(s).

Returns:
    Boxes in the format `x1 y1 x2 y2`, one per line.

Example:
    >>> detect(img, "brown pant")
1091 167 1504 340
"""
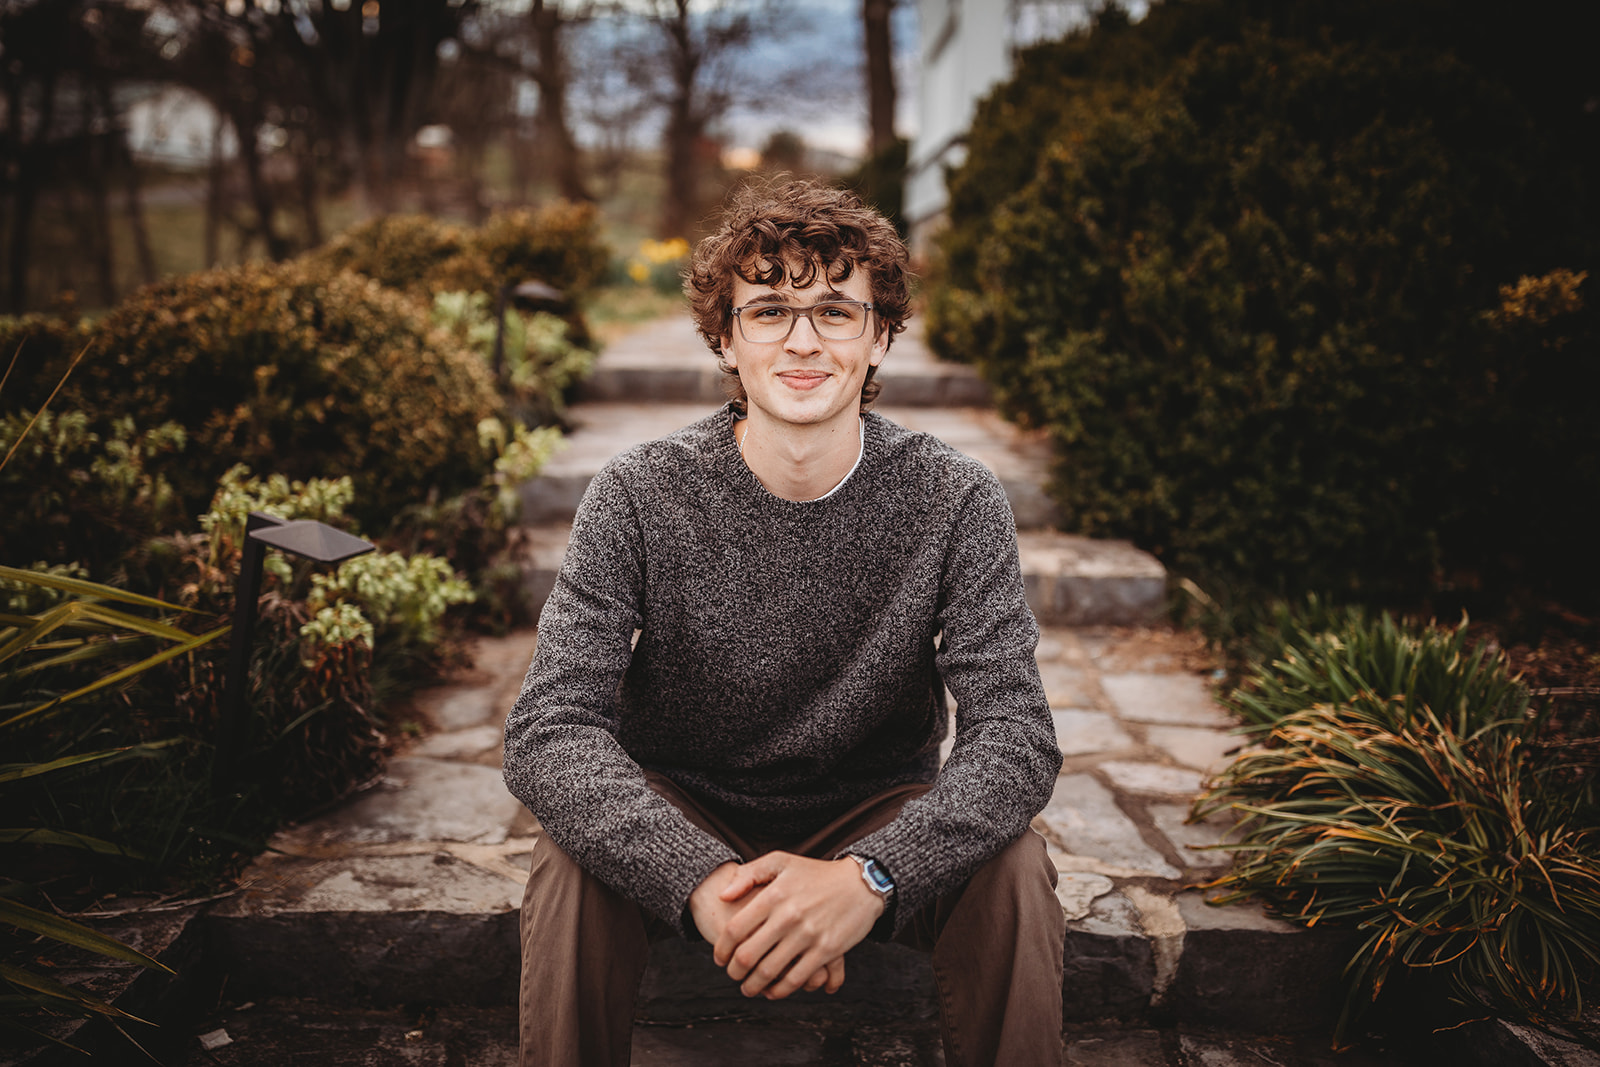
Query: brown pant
519 774 1065 1067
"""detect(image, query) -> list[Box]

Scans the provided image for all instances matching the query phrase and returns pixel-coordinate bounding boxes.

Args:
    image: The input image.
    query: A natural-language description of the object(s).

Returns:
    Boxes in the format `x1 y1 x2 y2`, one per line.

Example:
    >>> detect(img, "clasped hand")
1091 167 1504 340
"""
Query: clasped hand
687 852 885 1000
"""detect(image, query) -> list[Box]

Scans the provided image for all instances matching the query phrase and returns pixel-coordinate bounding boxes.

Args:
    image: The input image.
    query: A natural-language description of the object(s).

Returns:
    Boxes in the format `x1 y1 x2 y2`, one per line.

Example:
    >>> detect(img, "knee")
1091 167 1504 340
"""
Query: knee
968 829 1058 909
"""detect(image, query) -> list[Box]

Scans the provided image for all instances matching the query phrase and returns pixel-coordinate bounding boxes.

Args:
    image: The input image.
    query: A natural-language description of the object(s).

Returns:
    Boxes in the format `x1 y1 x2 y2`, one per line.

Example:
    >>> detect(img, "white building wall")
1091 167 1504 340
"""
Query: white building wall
905 0 1112 255
904 0 1013 253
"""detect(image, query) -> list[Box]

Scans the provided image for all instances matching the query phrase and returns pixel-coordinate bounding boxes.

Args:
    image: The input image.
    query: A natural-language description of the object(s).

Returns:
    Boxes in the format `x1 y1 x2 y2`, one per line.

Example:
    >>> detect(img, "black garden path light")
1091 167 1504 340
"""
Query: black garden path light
214 511 374 793
491 279 567 382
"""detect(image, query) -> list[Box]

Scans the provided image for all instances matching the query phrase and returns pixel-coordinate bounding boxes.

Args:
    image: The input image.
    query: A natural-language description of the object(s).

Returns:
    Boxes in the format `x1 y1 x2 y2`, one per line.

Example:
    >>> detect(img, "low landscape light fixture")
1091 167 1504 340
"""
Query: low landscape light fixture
492 279 567 381
214 512 374 792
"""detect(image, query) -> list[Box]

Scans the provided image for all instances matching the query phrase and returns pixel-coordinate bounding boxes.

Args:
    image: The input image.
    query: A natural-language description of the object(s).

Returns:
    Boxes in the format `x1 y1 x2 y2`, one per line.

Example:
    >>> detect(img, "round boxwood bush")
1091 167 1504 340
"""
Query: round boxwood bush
59 259 503 530
315 202 609 306
929 4 1599 603
311 213 467 296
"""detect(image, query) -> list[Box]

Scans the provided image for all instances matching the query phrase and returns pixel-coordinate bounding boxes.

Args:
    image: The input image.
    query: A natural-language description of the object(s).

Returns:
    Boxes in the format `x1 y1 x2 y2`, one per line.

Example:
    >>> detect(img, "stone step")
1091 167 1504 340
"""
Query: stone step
579 314 990 408
165 1001 1443 1066
194 628 1344 1040
198 845 1355 1037
516 523 1165 629
520 403 1061 529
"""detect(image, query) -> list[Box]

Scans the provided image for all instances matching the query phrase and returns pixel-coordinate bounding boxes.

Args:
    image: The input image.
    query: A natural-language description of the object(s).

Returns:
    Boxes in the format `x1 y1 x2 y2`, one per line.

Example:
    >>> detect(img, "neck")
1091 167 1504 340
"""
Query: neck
739 406 862 502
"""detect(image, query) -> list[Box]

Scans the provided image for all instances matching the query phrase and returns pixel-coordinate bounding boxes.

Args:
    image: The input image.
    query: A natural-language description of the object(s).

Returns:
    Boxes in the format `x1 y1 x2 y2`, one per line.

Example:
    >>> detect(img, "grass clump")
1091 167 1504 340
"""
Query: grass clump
1196 606 1600 1043
1223 605 1529 733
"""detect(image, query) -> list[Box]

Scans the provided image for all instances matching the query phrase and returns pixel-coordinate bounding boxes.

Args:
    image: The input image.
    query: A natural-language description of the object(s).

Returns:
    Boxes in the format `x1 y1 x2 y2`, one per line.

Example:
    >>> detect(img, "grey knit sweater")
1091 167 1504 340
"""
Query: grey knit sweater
502 406 1061 937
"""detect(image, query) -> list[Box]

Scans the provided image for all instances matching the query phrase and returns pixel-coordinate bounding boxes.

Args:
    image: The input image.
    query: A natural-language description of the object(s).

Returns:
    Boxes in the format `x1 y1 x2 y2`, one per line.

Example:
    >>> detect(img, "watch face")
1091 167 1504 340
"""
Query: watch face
863 858 894 892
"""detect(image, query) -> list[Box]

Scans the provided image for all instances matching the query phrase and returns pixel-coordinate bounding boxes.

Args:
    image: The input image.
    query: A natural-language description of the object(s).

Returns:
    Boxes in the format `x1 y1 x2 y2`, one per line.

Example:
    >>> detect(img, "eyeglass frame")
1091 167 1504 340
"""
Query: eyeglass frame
729 300 877 344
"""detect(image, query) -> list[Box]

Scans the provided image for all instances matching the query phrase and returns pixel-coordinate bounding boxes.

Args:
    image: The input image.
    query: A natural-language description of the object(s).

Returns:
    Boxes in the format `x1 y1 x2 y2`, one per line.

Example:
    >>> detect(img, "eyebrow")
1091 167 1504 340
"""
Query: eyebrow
742 290 851 306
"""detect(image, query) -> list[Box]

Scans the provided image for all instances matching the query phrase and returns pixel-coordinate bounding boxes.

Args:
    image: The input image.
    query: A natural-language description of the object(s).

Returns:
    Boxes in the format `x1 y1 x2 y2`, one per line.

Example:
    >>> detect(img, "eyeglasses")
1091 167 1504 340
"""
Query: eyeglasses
730 300 875 343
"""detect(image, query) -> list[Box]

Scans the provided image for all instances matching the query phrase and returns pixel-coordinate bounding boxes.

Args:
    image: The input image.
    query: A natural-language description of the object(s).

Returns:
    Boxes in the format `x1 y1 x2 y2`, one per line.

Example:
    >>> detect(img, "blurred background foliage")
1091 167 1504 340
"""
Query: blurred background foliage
0 199 601 922
928 0 1599 623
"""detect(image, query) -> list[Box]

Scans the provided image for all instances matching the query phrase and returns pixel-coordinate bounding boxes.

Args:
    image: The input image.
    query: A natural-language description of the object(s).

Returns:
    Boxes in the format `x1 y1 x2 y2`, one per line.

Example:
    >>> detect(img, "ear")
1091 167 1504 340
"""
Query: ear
721 340 737 369
868 326 889 366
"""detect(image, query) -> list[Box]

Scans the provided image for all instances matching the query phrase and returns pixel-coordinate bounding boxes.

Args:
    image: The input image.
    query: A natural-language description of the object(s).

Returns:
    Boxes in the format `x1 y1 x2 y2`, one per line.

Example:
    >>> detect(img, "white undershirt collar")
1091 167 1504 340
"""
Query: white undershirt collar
737 416 866 503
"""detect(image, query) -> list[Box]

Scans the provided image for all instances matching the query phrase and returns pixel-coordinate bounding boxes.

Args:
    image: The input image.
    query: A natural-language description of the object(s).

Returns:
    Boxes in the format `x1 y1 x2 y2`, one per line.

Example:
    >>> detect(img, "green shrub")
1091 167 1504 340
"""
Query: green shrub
0 410 187 580
55 259 503 531
320 204 610 317
437 201 610 306
431 290 594 424
928 4 1599 603
309 213 466 295
0 313 88 416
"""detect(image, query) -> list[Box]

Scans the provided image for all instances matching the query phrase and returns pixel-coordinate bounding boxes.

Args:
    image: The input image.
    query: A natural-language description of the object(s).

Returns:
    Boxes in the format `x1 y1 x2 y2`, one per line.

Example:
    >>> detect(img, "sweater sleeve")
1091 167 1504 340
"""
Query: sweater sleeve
845 470 1062 936
502 463 740 935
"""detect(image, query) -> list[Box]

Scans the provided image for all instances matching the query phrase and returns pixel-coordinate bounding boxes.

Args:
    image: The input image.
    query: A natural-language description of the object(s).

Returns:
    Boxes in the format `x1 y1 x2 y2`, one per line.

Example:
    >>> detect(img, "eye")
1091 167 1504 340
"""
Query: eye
816 303 852 320
750 306 790 321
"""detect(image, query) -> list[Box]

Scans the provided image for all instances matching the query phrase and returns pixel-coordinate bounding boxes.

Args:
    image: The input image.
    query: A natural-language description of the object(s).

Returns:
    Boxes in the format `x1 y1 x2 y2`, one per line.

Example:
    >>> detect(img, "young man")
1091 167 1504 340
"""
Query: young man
503 179 1065 1066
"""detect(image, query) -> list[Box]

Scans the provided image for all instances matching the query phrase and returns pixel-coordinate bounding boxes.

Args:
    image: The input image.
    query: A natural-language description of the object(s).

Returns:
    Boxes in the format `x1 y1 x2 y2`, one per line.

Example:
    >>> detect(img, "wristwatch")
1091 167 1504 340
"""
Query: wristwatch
847 854 895 902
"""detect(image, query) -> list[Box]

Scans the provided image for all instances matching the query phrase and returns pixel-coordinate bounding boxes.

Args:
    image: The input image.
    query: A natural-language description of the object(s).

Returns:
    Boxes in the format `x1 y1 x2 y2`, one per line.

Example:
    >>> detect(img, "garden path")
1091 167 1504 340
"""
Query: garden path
179 316 1450 1065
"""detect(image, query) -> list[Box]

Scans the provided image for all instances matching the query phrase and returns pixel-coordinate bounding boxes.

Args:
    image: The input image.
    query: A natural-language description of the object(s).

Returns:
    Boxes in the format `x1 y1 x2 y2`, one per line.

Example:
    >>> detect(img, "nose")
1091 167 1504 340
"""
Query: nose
784 308 824 352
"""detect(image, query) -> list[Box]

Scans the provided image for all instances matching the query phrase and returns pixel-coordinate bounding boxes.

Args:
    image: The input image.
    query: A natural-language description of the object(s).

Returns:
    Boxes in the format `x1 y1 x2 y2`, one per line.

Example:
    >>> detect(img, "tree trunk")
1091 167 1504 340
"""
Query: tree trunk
659 0 700 238
5 72 56 314
531 0 591 203
103 79 157 287
295 133 324 249
863 0 896 155
81 93 117 307
205 109 225 269
233 103 290 261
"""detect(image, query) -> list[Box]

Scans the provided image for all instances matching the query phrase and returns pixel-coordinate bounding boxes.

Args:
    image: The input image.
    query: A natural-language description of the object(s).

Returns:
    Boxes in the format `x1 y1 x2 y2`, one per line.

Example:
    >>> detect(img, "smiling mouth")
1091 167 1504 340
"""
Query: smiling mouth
778 371 830 390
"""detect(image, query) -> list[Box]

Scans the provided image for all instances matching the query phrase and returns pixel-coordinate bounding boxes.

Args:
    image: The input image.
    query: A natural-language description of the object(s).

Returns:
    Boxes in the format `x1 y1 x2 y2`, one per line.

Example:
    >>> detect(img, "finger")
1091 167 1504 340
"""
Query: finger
725 919 785 984
802 967 827 992
825 956 845 995
760 945 832 1000
739 930 806 996
718 852 789 901
713 896 775 968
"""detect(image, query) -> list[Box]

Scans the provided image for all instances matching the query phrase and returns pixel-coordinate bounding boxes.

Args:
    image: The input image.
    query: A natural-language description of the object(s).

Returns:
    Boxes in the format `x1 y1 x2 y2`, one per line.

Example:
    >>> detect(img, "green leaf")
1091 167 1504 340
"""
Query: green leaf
0 961 151 1024
0 828 141 856
0 739 182 784
0 565 192 614
0 624 229 730
0 898 173 974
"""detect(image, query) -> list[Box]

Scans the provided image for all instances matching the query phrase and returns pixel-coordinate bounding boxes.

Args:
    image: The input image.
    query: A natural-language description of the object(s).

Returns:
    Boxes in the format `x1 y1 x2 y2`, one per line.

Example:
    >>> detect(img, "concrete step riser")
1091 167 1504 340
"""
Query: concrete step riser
514 526 1167 629
578 366 993 408
194 902 1352 1033
518 470 1060 529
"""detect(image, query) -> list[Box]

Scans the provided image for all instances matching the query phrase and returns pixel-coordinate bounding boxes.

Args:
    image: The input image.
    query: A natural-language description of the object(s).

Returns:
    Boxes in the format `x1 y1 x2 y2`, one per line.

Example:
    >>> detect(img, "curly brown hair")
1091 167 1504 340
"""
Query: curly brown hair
684 177 911 412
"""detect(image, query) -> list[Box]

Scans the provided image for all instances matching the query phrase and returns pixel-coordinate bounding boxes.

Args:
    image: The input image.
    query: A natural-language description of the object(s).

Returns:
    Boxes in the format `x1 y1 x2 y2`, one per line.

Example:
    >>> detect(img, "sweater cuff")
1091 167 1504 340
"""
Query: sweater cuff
661 837 742 940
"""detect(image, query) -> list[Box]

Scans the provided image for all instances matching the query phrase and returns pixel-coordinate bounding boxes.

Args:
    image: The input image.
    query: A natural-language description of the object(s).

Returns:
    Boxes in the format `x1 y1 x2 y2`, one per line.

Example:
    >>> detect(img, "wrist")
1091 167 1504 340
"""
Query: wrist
844 854 894 914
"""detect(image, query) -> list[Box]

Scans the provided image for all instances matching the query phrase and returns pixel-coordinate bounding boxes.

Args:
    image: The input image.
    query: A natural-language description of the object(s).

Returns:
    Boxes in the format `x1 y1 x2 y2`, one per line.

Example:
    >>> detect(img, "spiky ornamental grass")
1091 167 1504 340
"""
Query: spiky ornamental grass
1223 610 1528 732
1197 690 1600 1043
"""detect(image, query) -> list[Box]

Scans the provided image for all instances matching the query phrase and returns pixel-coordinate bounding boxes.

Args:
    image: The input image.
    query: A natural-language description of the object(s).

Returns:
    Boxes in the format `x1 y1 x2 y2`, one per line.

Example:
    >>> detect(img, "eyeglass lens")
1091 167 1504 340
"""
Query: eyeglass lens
737 302 869 342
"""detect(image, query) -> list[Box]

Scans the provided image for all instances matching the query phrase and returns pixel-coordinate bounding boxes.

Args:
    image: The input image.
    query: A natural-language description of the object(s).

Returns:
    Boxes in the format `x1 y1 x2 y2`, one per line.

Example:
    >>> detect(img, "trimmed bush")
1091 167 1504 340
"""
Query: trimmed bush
310 213 466 295
928 3 1599 603
316 201 610 312
434 201 610 306
56 259 503 530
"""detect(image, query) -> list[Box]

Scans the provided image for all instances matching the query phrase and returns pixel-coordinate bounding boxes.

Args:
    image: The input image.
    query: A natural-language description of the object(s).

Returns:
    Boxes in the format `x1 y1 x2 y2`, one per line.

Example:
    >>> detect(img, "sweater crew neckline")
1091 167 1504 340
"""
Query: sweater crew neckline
725 406 877 507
